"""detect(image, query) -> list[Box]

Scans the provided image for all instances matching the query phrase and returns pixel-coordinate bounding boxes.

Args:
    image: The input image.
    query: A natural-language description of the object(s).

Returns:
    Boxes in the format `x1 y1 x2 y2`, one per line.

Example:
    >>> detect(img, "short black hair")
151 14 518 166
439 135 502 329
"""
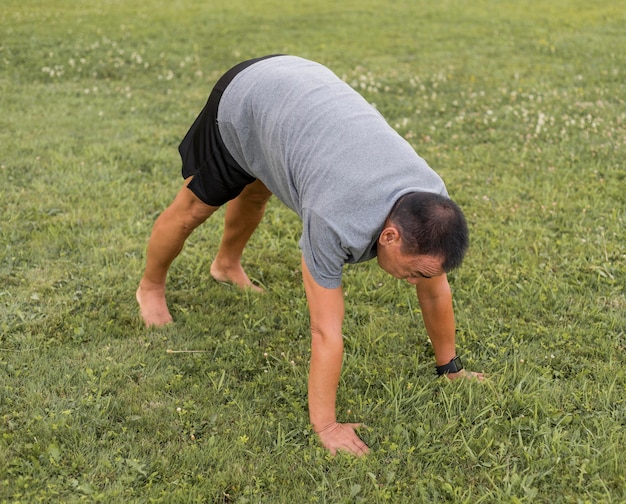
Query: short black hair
388 192 469 272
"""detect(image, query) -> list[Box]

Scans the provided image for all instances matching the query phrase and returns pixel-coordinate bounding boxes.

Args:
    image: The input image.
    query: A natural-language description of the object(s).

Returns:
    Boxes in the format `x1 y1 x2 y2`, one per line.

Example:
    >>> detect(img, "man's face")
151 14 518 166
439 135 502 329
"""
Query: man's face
376 227 444 285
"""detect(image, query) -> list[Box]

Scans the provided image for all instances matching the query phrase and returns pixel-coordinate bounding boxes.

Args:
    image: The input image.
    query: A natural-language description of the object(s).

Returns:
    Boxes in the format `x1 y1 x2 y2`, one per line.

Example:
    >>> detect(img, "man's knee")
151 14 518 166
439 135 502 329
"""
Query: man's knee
187 200 216 225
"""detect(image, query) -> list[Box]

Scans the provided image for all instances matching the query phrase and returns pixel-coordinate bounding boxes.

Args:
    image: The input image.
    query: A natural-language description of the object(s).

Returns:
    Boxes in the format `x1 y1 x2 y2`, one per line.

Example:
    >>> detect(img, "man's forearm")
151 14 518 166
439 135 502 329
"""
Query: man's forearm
308 330 344 429
416 276 457 365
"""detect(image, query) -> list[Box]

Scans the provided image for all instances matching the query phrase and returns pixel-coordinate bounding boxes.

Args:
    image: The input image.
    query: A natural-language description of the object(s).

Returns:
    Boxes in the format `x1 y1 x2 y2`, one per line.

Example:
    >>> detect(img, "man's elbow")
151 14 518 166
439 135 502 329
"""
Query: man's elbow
310 325 344 349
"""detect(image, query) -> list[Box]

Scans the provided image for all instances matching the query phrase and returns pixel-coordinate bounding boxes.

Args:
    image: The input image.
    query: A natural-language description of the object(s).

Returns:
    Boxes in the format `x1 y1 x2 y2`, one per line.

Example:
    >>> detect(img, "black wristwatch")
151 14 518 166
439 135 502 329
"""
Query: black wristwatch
436 356 463 376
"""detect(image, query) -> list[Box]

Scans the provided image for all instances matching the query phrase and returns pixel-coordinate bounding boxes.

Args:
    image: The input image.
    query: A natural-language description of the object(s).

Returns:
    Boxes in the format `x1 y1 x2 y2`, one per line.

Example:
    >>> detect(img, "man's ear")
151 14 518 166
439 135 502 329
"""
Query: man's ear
378 225 401 246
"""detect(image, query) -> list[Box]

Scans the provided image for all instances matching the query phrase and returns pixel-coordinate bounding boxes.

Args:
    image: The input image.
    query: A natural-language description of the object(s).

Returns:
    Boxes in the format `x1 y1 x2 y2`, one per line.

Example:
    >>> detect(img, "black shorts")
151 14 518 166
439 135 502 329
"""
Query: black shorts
178 55 282 206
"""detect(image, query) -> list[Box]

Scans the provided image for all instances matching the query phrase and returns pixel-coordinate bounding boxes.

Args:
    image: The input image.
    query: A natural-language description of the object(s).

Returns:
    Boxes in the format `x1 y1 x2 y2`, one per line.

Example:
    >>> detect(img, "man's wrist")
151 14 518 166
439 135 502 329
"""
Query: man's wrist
312 421 338 434
435 356 463 376
310 411 338 434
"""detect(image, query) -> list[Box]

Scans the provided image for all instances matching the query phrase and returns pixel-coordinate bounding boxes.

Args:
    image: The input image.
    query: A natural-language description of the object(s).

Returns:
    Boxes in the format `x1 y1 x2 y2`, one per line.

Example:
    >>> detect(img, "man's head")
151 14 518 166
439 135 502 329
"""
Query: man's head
376 192 469 283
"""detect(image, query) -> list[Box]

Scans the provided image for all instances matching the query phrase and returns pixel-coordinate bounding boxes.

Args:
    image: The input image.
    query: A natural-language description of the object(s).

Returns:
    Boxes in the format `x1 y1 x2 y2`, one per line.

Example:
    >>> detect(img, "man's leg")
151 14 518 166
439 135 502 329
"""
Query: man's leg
210 179 272 291
137 178 218 326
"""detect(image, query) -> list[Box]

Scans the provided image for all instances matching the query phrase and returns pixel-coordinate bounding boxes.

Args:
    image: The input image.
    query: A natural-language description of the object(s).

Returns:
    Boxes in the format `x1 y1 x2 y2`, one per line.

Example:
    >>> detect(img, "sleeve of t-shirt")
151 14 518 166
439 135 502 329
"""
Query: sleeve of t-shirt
299 208 349 290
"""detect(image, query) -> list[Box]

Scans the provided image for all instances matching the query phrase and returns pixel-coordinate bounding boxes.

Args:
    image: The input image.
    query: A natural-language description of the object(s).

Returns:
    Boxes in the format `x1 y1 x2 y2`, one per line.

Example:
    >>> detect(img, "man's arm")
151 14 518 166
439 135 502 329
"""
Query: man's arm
301 256 369 456
416 274 483 380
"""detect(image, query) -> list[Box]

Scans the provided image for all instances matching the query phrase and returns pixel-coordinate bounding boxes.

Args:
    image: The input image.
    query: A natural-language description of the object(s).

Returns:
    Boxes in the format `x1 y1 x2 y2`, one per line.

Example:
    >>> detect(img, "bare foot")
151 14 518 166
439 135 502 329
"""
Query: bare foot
210 260 264 293
136 281 173 327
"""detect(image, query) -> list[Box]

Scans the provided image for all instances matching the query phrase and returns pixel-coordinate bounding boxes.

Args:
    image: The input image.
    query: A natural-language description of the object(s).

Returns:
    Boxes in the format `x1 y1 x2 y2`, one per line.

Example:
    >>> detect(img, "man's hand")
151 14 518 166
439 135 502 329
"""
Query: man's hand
315 422 370 456
445 369 485 381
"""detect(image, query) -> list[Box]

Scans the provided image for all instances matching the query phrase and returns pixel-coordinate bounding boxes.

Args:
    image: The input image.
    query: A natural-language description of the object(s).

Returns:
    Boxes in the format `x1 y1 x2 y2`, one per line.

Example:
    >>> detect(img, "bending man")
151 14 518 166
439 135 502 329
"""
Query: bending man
137 55 483 456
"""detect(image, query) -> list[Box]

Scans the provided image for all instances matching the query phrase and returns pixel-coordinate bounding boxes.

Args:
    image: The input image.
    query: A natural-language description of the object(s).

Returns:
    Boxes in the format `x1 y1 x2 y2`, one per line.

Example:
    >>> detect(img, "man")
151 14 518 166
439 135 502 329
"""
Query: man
136 55 483 457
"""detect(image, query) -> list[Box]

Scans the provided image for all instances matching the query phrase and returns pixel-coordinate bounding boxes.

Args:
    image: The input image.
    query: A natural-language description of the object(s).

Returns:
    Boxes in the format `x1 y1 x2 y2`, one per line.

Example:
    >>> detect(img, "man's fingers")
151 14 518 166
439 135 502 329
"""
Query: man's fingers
346 422 370 432
354 440 370 456
446 369 486 382
346 423 370 455
336 439 369 457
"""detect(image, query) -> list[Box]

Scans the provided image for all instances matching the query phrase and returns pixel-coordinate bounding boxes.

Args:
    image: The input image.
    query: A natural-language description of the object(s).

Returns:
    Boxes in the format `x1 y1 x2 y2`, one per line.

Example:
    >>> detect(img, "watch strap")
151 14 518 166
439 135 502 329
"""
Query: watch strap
436 356 463 376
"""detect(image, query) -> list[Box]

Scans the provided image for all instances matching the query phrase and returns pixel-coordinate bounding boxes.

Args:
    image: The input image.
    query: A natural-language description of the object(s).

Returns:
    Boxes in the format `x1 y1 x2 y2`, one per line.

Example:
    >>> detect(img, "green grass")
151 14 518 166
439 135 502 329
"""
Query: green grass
1 0 625 502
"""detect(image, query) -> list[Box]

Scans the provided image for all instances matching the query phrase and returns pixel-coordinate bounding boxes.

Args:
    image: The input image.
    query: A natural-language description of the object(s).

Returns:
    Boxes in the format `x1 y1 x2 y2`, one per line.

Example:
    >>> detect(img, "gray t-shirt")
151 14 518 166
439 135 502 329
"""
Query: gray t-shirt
218 56 448 289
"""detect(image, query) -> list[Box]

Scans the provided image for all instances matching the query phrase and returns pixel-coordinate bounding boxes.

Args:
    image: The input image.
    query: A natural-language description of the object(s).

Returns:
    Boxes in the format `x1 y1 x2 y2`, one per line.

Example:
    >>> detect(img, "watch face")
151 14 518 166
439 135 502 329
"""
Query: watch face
452 356 463 371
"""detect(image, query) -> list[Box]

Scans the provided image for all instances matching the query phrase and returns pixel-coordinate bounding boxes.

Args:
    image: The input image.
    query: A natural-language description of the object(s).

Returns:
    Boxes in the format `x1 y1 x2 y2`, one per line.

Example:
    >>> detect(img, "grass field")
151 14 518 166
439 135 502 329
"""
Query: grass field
1 0 625 502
